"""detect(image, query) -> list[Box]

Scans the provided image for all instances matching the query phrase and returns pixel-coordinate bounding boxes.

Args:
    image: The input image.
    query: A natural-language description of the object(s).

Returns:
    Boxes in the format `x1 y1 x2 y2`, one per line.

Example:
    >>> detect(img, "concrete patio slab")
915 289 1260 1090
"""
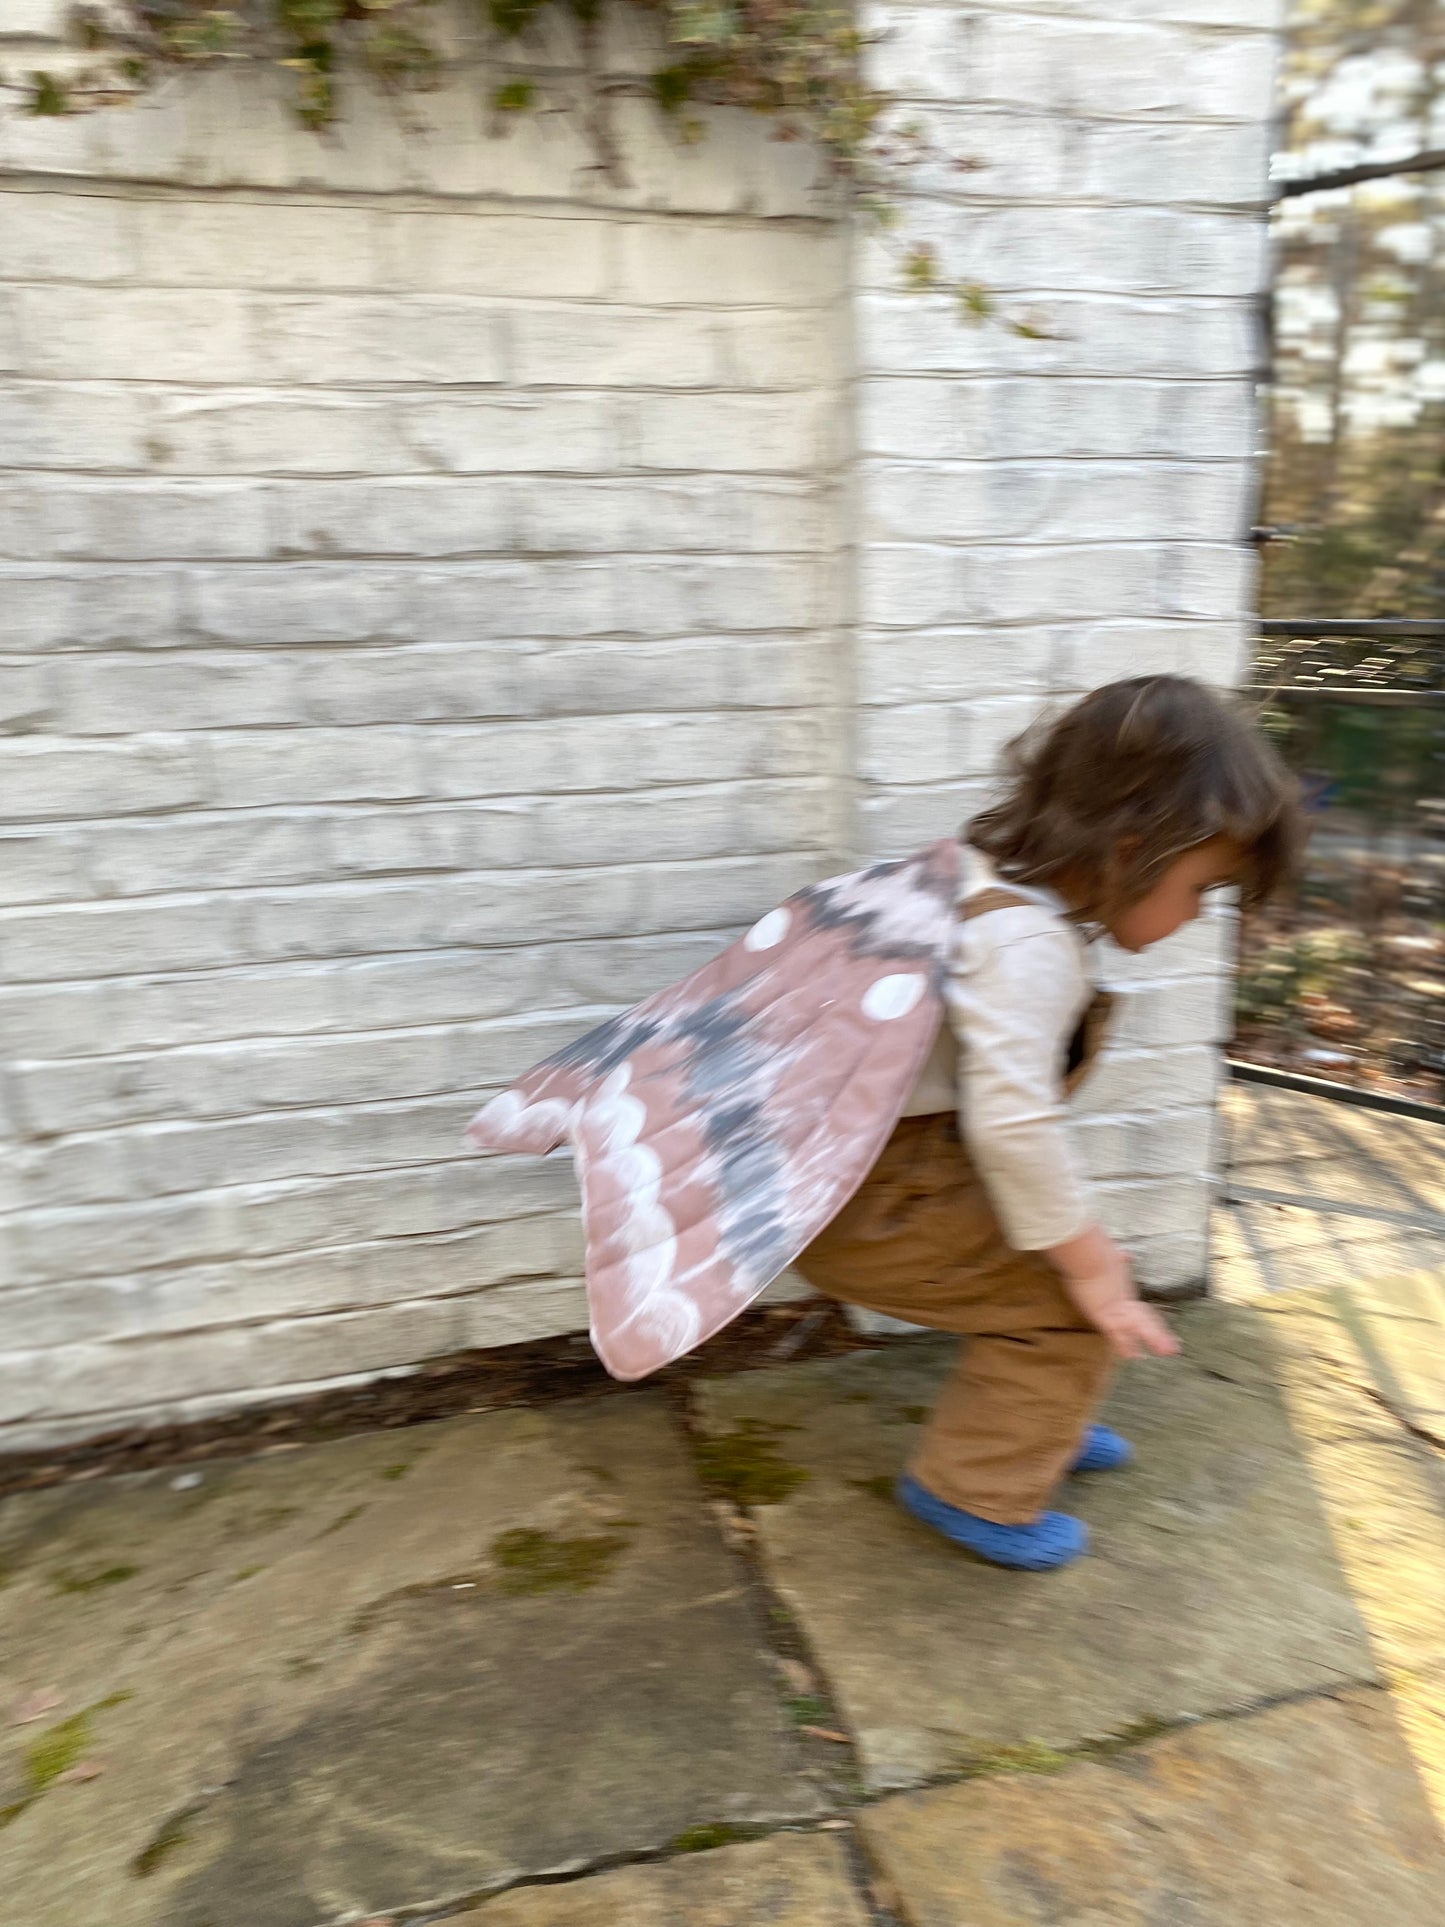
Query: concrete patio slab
0 1397 818 1927
858 1689 1445 1927
692 1305 1381 1790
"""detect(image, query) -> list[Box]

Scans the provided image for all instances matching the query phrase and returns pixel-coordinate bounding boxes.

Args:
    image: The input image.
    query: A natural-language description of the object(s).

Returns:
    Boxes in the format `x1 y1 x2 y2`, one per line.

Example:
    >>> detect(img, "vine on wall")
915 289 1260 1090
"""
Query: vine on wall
9 0 1032 329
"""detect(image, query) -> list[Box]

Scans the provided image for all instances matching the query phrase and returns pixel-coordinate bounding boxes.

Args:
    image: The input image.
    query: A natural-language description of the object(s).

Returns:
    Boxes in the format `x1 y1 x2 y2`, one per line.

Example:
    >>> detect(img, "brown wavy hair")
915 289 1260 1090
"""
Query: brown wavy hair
968 675 1302 916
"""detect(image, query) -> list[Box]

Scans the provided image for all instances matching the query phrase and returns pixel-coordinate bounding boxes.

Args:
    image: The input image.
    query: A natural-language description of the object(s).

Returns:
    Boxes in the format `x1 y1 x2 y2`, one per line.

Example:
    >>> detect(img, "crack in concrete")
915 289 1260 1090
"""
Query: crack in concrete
358 1679 1394 1927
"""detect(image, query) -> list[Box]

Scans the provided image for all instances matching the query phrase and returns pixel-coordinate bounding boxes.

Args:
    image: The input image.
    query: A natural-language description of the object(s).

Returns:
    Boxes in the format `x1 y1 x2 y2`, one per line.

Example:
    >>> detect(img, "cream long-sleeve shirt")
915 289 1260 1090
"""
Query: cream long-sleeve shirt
902 846 1097 1250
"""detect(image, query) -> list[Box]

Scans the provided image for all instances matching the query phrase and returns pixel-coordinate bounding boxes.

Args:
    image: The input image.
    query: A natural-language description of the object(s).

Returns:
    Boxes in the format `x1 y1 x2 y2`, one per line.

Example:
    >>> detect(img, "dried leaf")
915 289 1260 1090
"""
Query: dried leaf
800 1725 851 1744
12 1689 62 1726
59 1759 105 1784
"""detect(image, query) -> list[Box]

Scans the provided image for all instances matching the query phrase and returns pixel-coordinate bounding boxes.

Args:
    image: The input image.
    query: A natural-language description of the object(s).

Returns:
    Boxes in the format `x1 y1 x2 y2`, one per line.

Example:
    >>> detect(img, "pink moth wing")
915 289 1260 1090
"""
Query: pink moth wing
467 840 963 1379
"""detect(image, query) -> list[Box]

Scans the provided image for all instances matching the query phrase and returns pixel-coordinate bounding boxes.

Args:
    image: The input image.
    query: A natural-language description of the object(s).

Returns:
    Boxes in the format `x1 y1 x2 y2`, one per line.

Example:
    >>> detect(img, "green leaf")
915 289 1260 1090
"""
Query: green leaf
362 22 442 87
26 70 71 117
492 78 536 111
652 62 694 112
901 242 940 292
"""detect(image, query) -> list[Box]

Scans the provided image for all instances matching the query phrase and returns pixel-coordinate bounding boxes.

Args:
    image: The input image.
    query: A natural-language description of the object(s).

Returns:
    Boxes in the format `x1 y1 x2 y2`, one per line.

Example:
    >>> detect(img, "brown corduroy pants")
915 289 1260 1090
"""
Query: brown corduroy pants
795 1111 1113 1524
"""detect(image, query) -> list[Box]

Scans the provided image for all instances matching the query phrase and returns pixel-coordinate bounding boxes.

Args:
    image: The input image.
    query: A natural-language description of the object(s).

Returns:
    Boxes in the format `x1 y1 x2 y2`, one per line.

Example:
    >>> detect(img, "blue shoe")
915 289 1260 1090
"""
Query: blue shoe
896 1474 1088 1571
1070 1424 1134 1474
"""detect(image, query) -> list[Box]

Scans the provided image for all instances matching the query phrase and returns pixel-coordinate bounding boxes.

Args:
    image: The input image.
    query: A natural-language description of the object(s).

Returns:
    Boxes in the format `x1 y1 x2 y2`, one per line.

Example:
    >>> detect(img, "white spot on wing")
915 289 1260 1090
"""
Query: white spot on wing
862 972 926 1022
744 907 791 952
623 1237 678 1303
586 1089 647 1154
637 1290 701 1355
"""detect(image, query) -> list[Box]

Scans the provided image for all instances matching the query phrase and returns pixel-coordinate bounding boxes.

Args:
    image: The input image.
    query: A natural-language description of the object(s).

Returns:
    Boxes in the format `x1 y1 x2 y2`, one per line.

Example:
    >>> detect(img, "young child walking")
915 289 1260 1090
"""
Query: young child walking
468 675 1299 1572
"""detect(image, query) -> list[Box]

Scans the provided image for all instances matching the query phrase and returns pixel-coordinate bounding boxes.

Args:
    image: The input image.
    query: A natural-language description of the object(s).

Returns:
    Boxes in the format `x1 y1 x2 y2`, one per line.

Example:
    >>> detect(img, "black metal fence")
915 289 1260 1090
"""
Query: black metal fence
1234 619 1445 1106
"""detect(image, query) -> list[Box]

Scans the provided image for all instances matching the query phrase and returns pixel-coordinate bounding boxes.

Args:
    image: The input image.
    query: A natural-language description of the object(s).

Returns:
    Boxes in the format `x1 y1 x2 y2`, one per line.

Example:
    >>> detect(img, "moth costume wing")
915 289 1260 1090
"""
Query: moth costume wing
466 839 963 1381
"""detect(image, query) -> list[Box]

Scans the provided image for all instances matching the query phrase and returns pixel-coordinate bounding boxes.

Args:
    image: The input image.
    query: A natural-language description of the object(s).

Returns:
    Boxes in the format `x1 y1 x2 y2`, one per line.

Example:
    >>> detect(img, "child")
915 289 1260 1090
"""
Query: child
468 676 1299 1572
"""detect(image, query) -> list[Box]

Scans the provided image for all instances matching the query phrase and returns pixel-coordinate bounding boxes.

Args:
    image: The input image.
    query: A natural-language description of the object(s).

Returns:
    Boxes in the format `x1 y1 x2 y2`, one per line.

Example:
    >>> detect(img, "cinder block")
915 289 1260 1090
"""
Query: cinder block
327 800 538 876
426 711 824 800
153 392 411 476
22 480 273 563
1096 1173 1210 1242
15 288 257 382
867 460 1248 546
289 643 531 732
1080 120 1272 206
462 1276 590 1348
54 652 296 734
0 828 88 908
1055 619 1250 690
0 566 186 650
615 220 842 306
1134 1228 1210 1295
0 894 241 984
855 292 1259 382
7 1133 134 1211
403 394 621 475
271 477 515 558
0 662 53 732
1076 1044 1219 1114
858 696 1039 785
716 310 833 389
10 1190 241 1286
858 780 991 856
0 736 203 822
390 210 610 299
208 727 423 807
0 189 137 280
0 382 153 470
133 197 383 288
856 628 1054 706
512 307 719 387
335 947 553 1031
256 295 506 385
190 564 406 644
625 391 830 472
86 812 330 895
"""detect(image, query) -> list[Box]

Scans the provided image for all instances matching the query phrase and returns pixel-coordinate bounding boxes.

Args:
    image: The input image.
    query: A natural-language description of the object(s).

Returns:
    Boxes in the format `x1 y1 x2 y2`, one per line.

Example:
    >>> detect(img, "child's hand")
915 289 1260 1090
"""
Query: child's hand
1085 1294 1180 1362
1044 1222 1182 1362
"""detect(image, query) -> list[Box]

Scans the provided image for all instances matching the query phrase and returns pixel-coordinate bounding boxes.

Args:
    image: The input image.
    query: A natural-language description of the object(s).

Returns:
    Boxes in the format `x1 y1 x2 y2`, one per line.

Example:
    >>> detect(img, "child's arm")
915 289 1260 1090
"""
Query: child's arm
948 905 1180 1364
1045 1222 1180 1361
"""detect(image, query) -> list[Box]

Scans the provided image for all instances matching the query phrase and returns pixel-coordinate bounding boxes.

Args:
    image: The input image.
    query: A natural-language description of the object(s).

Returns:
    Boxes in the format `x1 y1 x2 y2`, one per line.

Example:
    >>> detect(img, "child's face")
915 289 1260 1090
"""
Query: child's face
1106 838 1240 954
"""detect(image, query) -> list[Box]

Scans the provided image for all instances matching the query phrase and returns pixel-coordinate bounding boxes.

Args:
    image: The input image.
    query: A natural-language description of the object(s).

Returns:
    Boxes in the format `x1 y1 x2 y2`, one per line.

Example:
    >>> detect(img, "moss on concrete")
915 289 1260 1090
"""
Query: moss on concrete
694 1422 809 1507
849 1475 896 1502
491 1527 629 1595
50 1562 138 1595
22 1692 134 1802
132 1803 207 1878
955 1738 1074 1779
668 1822 755 1852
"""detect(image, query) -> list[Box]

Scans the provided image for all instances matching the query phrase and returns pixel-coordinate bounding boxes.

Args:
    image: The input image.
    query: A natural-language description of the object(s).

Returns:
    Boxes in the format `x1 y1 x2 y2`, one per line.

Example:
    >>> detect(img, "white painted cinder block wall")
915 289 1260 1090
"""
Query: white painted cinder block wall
0 0 1278 1446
